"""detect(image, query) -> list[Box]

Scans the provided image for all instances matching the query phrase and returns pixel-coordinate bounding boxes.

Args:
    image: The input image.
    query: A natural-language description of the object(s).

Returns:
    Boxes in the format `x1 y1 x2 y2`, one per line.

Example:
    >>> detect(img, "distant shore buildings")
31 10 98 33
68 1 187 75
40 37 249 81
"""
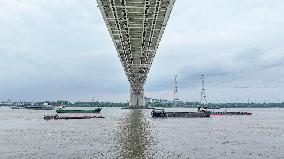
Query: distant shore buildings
1 99 284 108
0 99 32 106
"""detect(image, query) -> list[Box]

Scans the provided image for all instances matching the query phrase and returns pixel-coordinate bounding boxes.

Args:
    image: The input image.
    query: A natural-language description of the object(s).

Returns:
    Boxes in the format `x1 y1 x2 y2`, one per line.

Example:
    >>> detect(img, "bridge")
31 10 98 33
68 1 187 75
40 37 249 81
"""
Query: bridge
97 0 176 106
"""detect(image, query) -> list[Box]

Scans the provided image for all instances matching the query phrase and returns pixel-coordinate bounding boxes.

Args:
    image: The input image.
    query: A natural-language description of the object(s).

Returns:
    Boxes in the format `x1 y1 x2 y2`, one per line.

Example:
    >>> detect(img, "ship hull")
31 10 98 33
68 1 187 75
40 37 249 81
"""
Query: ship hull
56 108 102 113
152 109 210 118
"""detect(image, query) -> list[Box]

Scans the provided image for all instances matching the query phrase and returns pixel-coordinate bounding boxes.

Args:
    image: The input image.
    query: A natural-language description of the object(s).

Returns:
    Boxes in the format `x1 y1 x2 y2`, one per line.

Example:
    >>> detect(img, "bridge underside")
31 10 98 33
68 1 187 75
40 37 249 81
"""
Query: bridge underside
97 0 175 106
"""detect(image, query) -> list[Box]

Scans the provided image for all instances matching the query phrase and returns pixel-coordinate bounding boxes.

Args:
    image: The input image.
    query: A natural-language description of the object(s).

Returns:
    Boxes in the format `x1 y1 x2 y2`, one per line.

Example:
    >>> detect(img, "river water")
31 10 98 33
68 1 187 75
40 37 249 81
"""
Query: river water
0 107 283 159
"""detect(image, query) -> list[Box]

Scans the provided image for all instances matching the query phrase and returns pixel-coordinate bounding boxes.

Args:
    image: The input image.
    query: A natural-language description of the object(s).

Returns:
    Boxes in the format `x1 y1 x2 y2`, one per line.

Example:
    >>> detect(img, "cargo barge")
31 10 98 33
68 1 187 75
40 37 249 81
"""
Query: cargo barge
210 111 252 116
44 114 104 120
56 108 102 113
198 107 252 116
151 109 210 118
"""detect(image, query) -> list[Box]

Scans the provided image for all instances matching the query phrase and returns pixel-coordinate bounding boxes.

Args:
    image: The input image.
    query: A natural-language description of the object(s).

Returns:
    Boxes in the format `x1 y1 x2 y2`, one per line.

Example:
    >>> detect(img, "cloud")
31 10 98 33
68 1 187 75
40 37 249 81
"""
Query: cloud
0 0 284 102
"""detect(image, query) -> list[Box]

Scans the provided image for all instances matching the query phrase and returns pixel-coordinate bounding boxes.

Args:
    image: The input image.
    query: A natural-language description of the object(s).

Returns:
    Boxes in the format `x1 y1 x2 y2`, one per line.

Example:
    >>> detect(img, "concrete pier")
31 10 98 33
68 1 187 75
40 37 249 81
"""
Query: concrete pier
129 89 145 107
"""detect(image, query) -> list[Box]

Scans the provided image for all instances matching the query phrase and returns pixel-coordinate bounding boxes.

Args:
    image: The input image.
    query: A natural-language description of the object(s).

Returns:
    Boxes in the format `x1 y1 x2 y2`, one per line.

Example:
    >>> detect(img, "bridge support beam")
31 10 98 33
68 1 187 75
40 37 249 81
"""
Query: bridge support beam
129 89 145 107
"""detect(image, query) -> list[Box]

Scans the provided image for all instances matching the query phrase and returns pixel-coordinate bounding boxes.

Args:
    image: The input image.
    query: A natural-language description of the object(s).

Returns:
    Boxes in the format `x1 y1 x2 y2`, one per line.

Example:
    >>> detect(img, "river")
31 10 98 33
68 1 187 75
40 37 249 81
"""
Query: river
0 107 283 159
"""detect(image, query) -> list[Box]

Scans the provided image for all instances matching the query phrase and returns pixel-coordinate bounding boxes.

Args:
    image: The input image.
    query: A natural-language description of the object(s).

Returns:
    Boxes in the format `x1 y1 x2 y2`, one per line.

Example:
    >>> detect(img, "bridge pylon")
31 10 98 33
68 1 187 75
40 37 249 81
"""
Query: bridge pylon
129 88 145 107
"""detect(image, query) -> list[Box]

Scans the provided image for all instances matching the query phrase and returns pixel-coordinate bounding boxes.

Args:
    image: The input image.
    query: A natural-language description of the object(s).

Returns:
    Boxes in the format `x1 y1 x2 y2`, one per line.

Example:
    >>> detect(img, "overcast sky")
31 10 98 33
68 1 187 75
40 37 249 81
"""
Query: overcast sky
0 0 284 103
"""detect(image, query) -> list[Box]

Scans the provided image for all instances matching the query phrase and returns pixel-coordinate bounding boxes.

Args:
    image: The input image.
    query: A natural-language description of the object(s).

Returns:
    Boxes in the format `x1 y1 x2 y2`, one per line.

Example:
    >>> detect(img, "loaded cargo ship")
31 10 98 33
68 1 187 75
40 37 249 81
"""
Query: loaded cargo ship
56 108 102 113
151 108 210 118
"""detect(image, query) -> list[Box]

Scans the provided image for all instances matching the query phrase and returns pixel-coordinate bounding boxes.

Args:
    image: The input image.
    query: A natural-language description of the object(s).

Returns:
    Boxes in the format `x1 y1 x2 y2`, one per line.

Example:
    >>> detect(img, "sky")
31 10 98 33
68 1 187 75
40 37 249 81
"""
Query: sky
0 0 284 103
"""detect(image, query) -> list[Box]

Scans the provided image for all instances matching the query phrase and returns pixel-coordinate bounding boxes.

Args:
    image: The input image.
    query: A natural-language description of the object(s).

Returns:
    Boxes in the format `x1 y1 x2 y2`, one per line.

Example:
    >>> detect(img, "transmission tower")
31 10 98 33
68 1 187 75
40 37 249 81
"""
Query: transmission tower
174 74 179 102
200 74 207 106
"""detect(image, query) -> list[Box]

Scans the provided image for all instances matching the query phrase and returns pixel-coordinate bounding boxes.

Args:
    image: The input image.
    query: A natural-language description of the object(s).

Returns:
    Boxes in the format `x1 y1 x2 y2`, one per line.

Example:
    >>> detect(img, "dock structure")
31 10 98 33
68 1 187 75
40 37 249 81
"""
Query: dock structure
96 0 176 107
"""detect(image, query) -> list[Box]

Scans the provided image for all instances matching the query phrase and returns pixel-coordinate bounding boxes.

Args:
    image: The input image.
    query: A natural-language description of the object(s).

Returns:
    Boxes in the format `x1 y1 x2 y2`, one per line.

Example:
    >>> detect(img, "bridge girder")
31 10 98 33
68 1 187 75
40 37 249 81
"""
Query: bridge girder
97 0 175 99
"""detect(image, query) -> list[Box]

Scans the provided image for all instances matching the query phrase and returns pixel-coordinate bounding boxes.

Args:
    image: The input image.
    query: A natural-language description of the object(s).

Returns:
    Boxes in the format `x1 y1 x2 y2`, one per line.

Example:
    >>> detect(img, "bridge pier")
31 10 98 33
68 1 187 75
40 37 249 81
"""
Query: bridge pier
129 89 145 107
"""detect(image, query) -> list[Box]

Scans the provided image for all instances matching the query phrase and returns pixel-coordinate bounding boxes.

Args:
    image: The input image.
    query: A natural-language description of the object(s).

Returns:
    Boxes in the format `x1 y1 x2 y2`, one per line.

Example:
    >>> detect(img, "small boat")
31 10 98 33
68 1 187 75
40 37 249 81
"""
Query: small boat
11 106 25 109
26 103 54 110
56 108 102 113
204 106 220 109
121 106 154 109
151 109 211 118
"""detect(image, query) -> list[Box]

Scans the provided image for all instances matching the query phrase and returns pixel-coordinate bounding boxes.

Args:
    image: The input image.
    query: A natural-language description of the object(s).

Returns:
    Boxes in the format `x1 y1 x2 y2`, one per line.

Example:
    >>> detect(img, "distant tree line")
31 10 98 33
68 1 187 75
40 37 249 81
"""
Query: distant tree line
149 102 284 108
203 102 284 108
68 101 284 108
69 102 127 107
2 100 283 108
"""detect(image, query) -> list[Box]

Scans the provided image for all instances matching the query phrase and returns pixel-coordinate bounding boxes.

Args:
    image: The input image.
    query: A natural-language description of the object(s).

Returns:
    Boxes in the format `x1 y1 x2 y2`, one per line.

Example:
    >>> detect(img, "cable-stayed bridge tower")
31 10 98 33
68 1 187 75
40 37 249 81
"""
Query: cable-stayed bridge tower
97 0 176 107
